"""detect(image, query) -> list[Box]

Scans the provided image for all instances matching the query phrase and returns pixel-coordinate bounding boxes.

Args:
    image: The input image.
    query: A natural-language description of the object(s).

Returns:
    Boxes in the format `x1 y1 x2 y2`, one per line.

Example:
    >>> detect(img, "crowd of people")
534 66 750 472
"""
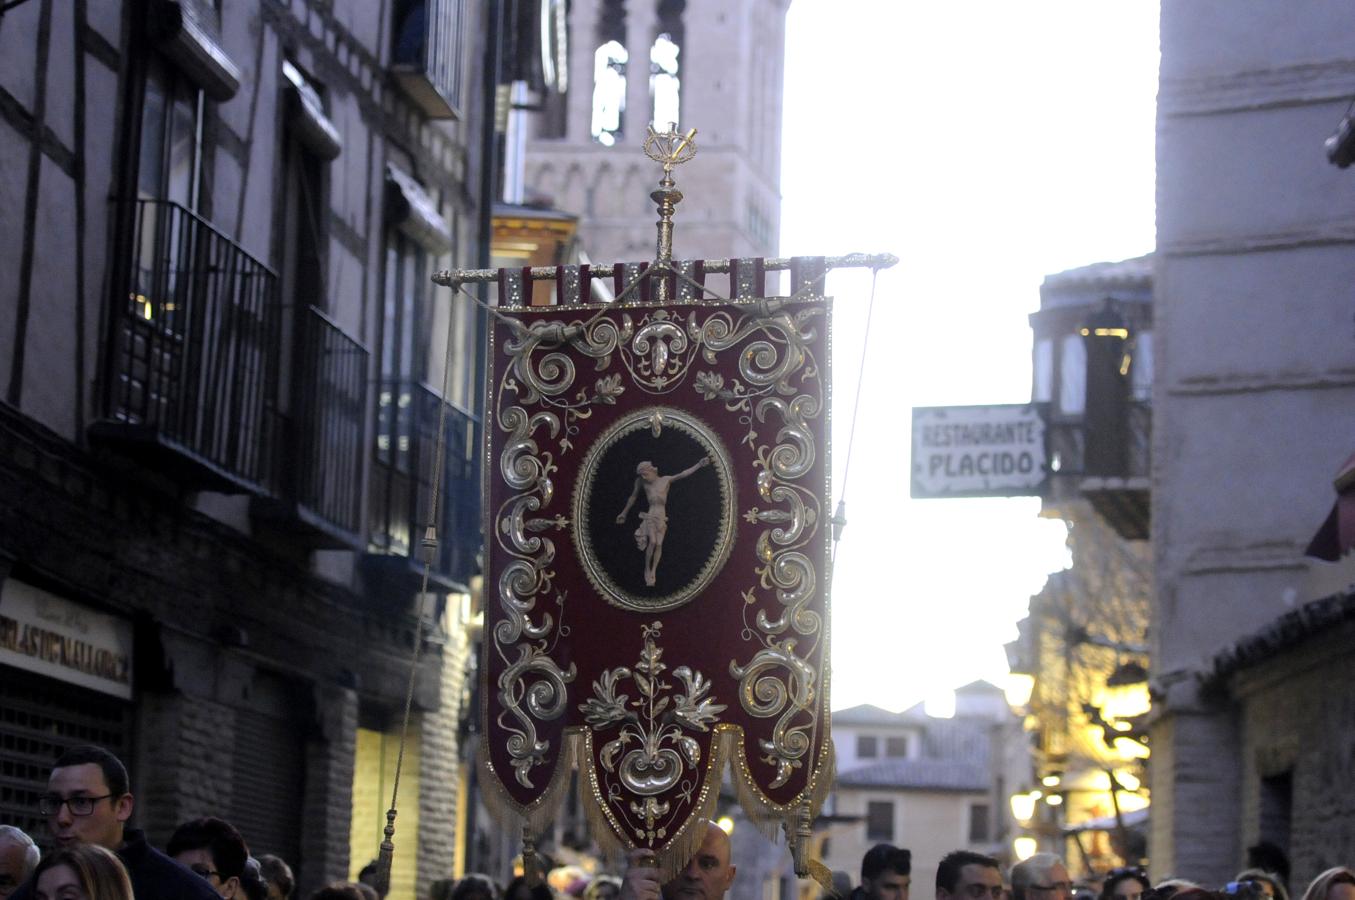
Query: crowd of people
841 843 1355 900
0 745 675 900
3 744 1353 900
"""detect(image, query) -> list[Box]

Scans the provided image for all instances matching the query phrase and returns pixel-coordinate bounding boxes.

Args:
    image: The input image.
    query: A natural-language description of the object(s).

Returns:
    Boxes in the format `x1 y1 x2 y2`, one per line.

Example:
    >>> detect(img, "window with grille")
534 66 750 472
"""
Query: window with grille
0 665 131 838
968 803 990 843
866 801 894 842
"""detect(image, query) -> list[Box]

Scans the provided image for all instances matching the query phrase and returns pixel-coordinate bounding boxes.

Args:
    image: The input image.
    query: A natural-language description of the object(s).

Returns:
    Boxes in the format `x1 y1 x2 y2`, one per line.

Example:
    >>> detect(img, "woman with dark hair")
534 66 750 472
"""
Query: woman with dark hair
1299 868 1355 900
505 876 553 900
239 858 269 900
451 876 498 900
33 845 134 900
258 856 296 900
1152 880 1202 900
1234 870 1289 900
1102 868 1152 900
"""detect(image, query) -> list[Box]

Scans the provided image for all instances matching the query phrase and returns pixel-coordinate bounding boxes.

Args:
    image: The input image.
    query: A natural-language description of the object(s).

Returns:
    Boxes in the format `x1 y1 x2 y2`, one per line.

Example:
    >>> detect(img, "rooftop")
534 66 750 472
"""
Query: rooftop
1041 254 1153 292
836 758 989 792
1209 588 1355 682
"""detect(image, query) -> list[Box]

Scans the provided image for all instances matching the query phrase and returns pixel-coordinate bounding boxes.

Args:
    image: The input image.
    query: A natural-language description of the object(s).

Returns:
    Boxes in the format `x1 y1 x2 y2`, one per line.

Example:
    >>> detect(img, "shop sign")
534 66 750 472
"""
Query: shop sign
0 580 133 699
911 403 1048 498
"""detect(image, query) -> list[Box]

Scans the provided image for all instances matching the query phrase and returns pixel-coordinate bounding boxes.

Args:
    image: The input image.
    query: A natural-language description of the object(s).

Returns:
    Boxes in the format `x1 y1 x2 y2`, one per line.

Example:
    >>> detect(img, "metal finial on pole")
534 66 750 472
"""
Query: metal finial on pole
643 125 698 302
373 808 396 896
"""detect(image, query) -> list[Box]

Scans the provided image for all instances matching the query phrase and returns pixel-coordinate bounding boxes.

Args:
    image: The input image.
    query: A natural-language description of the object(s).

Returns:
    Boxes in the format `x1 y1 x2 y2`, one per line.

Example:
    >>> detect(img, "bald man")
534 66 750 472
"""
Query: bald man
620 822 737 900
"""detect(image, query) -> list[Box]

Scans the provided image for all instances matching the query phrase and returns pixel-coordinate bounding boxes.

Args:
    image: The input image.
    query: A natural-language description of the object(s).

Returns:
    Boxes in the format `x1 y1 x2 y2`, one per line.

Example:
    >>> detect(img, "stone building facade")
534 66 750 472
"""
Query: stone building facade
1008 257 1154 873
0 1 504 897
520 0 789 267
1151 1 1355 887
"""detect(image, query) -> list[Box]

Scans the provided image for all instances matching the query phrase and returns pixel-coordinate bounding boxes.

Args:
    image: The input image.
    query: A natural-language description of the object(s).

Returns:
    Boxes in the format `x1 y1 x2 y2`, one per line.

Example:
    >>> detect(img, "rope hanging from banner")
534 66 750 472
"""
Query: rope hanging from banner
831 263 883 569
372 262 465 896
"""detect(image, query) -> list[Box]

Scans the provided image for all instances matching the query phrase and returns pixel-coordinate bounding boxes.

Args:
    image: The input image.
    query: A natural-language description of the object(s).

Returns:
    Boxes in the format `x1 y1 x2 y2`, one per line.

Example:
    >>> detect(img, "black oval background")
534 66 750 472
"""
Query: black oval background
584 426 724 599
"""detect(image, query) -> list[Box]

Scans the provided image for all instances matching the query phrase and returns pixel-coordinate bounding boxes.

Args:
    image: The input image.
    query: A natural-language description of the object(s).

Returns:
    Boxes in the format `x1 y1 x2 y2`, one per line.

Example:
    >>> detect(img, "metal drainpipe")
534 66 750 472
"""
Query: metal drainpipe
463 0 503 874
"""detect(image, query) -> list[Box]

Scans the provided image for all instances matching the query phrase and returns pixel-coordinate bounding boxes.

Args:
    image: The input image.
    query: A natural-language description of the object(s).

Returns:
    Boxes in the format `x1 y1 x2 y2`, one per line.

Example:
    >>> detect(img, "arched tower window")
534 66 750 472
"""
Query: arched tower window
650 0 684 128
650 35 679 129
592 0 627 146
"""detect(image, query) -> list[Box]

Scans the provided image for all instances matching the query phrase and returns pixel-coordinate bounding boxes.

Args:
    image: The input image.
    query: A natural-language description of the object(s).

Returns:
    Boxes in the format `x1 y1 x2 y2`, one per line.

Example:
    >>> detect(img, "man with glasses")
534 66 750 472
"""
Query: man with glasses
13 745 219 900
1011 854 1072 900
936 851 1003 900
168 818 250 900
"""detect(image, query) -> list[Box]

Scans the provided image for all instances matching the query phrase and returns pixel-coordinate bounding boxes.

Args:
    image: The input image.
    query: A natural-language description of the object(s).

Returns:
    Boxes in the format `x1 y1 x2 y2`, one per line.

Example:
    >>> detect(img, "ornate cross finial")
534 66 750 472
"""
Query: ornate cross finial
644 125 698 176
644 125 698 300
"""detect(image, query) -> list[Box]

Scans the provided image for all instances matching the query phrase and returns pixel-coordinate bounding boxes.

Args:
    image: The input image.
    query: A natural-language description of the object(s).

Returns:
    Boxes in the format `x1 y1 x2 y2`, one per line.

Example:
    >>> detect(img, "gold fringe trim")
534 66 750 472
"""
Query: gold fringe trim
727 731 836 837
574 729 736 885
475 732 578 840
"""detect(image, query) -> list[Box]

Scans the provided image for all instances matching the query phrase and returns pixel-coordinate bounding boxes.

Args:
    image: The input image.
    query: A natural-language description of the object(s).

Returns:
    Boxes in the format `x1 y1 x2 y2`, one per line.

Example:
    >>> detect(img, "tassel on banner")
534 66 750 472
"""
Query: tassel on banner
522 827 541 886
786 799 836 896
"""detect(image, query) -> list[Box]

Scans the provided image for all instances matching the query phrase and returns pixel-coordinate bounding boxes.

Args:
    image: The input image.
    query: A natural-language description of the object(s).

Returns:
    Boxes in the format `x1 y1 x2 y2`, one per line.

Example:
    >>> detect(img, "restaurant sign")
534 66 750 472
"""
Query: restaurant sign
0 580 133 698
911 403 1048 498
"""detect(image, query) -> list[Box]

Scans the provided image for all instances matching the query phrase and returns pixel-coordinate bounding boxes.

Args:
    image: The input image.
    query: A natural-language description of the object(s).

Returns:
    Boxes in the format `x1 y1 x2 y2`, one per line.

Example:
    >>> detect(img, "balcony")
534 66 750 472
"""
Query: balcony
92 199 278 493
390 0 465 119
1047 402 1151 540
253 307 369 548
366 381 480 591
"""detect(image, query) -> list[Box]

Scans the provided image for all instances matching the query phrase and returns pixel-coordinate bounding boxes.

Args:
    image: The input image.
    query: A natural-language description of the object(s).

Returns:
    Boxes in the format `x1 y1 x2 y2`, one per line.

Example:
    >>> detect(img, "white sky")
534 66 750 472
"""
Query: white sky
777 1 1161 714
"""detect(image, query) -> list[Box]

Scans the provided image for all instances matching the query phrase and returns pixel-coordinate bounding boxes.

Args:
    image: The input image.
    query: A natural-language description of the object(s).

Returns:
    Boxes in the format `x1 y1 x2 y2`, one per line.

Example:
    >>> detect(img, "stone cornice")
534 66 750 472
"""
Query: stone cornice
1160 58 1355 118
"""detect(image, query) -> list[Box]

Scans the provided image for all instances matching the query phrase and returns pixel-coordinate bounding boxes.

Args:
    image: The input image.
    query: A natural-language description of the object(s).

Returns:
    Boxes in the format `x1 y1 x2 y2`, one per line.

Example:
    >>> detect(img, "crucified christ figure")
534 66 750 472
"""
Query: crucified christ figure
615 456 711 586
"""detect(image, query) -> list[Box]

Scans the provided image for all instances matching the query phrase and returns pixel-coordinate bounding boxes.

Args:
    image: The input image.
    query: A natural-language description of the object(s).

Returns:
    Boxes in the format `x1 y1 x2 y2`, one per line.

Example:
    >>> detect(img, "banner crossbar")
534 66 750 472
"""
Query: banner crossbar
432 252 898 288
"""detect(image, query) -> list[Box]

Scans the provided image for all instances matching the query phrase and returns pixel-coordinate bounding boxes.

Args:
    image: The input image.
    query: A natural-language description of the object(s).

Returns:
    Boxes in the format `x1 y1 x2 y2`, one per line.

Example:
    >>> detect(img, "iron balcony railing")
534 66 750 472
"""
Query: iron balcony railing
288 306 369 539
1047 401 1151 480
98 198 278 490
390 0 465 118
369 380 480 587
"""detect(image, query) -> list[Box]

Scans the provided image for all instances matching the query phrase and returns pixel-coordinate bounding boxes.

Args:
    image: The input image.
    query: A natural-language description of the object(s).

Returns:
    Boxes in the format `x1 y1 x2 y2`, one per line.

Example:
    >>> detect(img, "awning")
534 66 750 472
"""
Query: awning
1062 806 1148 835
152 0 241 102
386 164 453 254
1305 451 1355 561
283 60 342 160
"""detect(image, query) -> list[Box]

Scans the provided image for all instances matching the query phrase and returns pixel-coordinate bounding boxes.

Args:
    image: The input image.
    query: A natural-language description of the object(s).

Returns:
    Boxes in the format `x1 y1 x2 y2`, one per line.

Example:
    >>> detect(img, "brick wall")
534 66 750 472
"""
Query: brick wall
303 685 359 896
1148 683 1242 886
133 691 238 848
1232 618 1355 890
417 637 467 895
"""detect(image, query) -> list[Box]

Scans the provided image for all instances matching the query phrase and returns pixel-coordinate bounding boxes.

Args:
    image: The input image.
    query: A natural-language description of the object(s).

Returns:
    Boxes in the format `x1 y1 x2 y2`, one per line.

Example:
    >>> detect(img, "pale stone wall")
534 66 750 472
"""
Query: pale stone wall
1153 0 1355 883
524 0 788 268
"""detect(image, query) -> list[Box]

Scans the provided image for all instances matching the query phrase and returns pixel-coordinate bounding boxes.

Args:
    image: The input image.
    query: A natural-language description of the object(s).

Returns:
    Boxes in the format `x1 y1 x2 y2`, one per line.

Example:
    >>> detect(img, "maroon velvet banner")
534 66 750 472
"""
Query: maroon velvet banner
480 293 834 875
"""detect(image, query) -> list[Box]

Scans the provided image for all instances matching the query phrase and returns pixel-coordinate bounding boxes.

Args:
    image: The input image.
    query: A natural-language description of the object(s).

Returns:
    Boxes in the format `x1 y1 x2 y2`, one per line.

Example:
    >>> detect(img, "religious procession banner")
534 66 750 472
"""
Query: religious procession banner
478 260 834 878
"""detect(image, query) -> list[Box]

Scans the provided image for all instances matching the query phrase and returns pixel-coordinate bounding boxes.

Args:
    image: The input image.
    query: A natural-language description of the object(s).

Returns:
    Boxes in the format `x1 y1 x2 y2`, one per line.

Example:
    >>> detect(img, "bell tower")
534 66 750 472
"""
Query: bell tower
521 0 791 267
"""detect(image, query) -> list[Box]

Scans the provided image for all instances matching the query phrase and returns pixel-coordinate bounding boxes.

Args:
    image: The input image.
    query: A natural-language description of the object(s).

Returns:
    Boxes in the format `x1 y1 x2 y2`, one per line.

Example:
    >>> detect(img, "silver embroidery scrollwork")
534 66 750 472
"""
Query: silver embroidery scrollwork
728 639 817 789
493 322 592 790
579 622 726 845
499 641 577 788
694 304 827 796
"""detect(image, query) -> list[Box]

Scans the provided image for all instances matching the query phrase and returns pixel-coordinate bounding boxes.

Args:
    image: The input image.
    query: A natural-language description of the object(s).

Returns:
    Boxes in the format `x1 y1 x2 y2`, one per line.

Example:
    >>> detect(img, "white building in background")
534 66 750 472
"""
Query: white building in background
819 682 1027 887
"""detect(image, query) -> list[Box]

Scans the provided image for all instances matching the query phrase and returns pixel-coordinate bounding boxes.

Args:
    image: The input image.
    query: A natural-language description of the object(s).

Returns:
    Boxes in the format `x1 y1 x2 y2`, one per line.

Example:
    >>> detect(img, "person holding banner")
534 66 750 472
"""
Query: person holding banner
618 823 736 900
